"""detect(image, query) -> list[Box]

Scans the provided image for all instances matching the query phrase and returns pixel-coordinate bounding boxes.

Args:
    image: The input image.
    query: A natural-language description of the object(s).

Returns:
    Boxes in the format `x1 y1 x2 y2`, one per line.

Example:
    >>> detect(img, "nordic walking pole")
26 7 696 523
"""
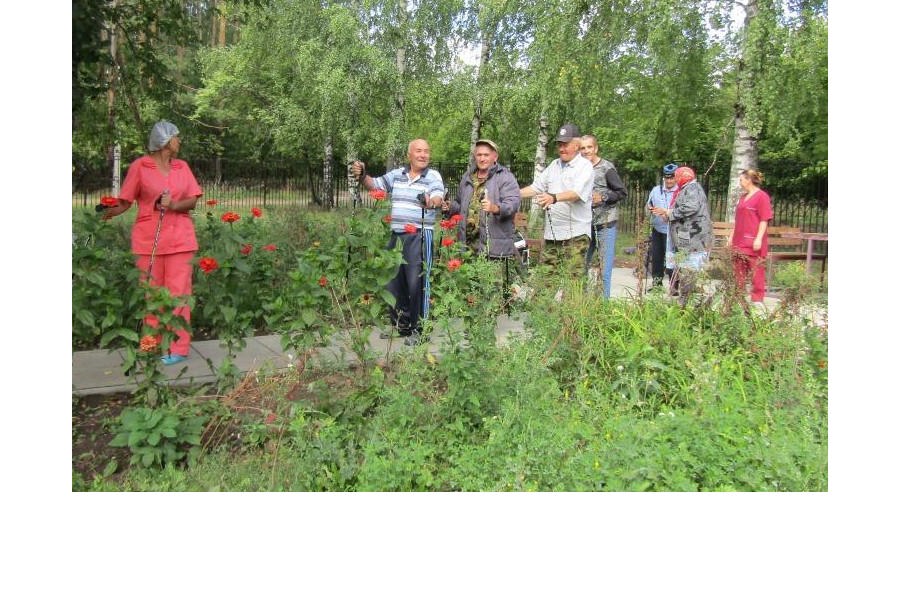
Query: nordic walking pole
146 191 167 281
479 189 490 257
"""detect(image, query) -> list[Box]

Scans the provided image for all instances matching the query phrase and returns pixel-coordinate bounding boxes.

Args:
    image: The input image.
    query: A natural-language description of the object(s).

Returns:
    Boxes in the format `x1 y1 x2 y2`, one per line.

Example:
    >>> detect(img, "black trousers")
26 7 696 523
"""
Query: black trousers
386 229 433 334
649 229 672 284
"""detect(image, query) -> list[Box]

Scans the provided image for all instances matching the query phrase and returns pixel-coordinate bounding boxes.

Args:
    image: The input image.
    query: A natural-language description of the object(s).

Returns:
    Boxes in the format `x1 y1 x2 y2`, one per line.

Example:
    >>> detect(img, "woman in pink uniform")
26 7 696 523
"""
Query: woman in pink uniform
102 121 203 365
730 169 773 304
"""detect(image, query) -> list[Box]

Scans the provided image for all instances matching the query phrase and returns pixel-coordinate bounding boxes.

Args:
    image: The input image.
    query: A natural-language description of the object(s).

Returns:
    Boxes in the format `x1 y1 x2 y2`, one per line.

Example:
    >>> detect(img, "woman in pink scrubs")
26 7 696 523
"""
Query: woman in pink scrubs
102 121 203 365
730 169 773 304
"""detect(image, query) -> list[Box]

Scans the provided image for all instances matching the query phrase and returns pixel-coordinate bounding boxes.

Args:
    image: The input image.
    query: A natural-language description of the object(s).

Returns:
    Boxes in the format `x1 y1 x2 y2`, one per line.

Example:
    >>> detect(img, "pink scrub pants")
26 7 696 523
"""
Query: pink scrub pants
136 251 195 356
732 253 767 302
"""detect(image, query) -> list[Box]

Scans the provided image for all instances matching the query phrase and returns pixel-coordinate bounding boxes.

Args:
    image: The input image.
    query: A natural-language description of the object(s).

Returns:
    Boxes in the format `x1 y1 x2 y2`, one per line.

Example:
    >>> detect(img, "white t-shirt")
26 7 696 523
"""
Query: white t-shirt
532 153 594 240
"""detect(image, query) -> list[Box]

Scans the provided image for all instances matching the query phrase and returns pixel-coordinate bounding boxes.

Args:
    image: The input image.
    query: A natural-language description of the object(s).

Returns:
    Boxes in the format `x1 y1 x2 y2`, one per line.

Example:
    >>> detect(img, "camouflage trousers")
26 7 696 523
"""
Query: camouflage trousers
540 234 590 281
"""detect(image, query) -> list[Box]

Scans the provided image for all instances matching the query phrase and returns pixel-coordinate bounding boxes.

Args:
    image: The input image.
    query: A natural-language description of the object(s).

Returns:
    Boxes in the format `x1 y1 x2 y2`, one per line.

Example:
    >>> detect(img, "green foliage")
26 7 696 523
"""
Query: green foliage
110 402 209 469
72 209 143 350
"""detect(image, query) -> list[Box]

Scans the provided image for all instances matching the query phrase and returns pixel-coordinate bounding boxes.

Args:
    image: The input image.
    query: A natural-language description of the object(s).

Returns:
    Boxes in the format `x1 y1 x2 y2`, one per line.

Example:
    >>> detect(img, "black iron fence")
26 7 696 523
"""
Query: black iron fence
73 157 827 246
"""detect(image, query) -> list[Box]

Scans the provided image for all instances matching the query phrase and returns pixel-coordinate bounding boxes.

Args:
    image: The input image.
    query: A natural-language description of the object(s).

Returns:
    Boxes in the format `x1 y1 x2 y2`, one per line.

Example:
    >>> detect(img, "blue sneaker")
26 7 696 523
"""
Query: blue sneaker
160 354 188 366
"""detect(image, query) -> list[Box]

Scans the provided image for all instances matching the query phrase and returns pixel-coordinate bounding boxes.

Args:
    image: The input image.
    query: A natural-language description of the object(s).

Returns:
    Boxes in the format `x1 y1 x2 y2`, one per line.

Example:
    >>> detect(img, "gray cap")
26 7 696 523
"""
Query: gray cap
474 139 500 155
555 123 581 142
148 120 180 151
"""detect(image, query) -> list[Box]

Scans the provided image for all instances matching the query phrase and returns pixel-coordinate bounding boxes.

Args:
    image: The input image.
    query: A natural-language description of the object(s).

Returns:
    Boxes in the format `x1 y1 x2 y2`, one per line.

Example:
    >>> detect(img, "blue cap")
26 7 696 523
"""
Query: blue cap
663 163 677 176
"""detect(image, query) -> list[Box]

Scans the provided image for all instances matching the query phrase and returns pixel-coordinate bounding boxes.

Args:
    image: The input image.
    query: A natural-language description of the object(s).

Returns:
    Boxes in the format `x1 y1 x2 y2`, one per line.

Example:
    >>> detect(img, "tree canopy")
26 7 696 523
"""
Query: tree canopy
73 0 827 202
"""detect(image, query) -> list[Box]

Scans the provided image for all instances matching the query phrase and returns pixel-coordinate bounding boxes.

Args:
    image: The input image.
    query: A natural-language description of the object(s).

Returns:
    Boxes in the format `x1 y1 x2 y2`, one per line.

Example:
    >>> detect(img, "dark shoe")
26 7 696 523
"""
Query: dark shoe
404 332 425 346
379 328 411 339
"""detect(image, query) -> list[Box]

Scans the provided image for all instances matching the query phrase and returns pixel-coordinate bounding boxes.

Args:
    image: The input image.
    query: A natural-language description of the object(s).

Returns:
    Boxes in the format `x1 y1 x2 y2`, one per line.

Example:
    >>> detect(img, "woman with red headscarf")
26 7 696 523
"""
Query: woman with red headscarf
729 169 773 304
650 166 712 301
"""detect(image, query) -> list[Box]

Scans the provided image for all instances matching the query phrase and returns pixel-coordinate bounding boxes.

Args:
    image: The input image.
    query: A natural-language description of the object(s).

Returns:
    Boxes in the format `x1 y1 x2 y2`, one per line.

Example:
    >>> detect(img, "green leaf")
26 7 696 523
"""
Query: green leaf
147 432 161 446
160 428 177 438
128 431 147 446
86 271 107 287
118 328 140 343
222 305 237 323
379 290 396 307
109 432 129 447
141 452 155 468
301 309 317 327
102 459 118 478
76 309 95 329
100 312 117 329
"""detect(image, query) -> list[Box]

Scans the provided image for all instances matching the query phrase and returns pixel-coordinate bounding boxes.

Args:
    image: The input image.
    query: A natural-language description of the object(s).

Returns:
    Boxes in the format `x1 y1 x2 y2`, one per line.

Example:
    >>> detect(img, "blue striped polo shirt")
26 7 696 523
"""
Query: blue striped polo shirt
373 166 445 233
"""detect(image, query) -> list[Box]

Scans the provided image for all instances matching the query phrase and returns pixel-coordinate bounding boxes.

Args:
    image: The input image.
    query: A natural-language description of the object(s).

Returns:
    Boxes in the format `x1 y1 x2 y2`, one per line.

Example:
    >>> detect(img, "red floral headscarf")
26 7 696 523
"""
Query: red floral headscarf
674 166 695 187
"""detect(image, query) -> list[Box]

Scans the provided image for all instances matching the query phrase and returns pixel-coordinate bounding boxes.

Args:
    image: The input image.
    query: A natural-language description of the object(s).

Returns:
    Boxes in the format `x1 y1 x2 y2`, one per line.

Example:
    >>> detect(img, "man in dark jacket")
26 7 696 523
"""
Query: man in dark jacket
446 139 521 258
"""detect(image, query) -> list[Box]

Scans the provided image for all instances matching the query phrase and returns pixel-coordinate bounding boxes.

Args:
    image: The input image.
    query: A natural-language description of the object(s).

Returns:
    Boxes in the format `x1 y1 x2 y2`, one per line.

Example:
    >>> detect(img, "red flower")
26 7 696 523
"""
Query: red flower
265 413 277 425
262 244 277 251
318 276 328 287
139 335 158 352
440 219 453 230
221 211 240 223
370 189 386 201
441 237 454 247
447 258 462 272
206 199 218 207
240 244 253 255
382 215 392 224
100 196 119 207
198 257 219 273
251 207 262 218
404 223 418 234
449 214 463 226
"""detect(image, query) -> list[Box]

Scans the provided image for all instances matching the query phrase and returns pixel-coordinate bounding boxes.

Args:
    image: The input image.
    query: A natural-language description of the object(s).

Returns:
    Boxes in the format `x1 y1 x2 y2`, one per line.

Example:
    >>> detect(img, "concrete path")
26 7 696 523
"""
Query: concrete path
71 267 783 397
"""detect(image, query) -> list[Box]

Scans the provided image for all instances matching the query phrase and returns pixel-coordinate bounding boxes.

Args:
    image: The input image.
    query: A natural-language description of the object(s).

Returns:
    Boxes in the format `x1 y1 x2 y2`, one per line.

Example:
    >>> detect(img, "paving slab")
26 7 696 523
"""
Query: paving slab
71 348 129 396
73 267 805 397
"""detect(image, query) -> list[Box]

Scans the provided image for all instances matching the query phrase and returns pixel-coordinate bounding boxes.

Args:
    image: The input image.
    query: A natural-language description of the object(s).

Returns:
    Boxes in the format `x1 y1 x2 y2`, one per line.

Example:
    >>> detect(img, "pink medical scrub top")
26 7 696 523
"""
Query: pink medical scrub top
119 156 203 255
733 189 773 257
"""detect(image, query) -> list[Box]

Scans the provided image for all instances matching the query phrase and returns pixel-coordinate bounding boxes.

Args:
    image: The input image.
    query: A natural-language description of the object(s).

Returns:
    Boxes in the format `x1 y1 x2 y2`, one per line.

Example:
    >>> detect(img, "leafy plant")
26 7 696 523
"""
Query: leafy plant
110 403 209 468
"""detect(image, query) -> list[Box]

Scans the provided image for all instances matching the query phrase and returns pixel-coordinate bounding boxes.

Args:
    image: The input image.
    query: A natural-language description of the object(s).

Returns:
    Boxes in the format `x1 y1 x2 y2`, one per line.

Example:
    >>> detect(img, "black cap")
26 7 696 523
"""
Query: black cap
555 123 582 142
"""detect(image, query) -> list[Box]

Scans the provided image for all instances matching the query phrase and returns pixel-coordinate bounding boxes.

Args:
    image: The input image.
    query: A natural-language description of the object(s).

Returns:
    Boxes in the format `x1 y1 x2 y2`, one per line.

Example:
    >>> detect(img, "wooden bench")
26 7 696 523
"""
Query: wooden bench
766 226 827 284
710 221 734 259
513 212 544 263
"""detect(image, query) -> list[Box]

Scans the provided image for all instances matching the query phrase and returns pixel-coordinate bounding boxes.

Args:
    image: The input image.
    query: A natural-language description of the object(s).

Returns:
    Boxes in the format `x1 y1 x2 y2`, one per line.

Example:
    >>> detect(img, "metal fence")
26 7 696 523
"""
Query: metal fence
73 157 827 248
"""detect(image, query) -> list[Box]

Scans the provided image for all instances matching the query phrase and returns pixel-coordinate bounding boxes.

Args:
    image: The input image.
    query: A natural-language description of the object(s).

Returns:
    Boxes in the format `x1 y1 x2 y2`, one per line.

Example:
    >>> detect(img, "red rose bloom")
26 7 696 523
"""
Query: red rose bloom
198 257 219 273
382 215 392 224
449 214 463 225
447 259 462 272
206 199 218 207
441 237 454 247
240 244 253 255
251 207 262 218
221 211 240 223
262 244 277 251
370 189 386 201
139 335 158 352
440 219 453 230
100 196 119 207
404 223 418 234
318 276 328 287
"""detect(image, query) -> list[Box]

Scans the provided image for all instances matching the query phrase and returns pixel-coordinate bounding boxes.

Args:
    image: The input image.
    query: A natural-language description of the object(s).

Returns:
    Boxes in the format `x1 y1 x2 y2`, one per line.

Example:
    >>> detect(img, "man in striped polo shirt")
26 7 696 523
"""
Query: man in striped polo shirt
352 139 446 344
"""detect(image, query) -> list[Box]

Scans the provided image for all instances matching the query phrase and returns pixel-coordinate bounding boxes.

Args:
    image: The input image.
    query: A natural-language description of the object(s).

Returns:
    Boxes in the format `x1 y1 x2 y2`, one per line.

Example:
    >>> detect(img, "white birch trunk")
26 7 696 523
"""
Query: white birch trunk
467 32 491 170
528 112 550 234
725 0 760 222
323 137 334 208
